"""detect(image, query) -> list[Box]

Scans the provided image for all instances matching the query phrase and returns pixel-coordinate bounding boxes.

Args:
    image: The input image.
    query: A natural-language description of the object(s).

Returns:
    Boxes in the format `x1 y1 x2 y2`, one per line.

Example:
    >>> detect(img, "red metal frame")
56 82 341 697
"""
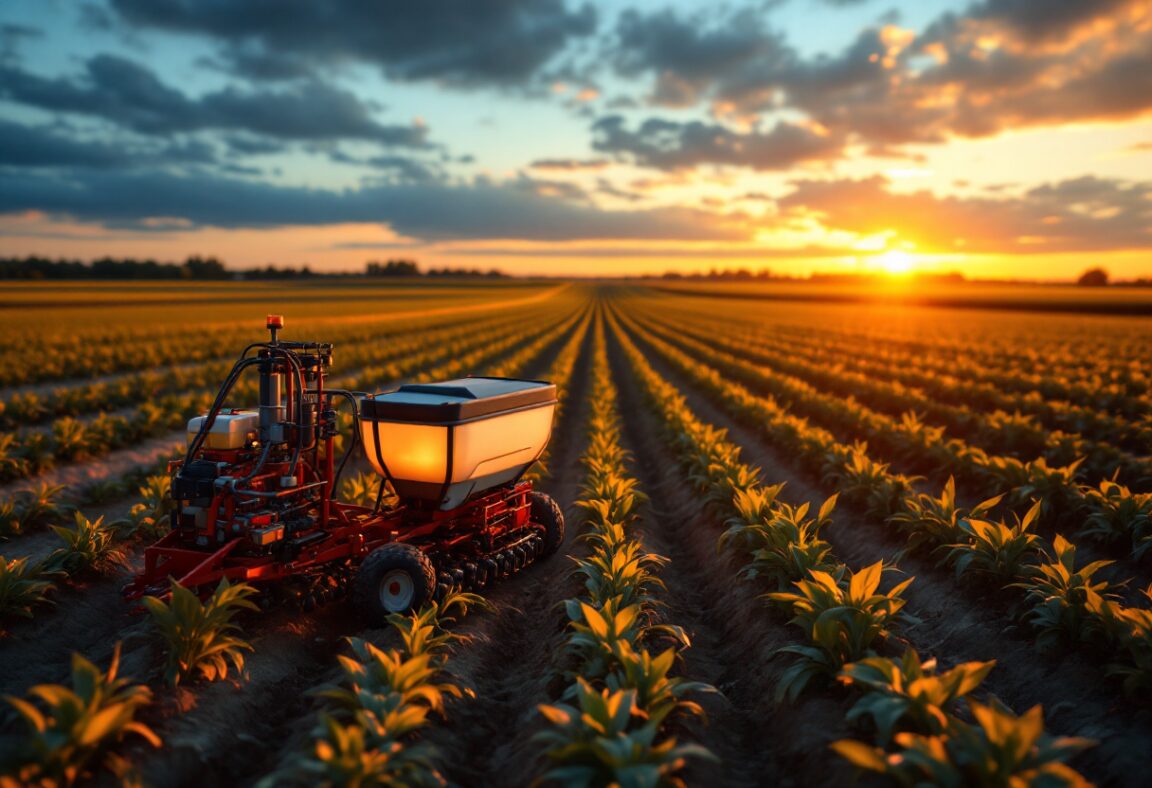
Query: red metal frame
123 322 539 603
123 478 535 601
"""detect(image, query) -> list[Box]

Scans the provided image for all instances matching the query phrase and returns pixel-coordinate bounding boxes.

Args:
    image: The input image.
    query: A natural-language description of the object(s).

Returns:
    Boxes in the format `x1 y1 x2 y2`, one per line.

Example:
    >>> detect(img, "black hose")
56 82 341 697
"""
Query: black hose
181 356 261 472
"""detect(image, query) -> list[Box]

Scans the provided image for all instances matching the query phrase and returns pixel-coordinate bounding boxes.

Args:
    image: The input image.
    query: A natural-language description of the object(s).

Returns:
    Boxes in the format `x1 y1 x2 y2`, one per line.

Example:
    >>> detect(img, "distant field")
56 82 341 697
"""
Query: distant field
654 279 1152 314
1 279 1149 786
0 278 560 332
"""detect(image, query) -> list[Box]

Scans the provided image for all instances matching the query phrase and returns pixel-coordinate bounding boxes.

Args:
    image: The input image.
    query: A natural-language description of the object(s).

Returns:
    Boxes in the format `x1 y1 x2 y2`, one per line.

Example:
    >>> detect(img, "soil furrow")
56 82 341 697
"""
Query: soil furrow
604 316 857 788
429 316 596 788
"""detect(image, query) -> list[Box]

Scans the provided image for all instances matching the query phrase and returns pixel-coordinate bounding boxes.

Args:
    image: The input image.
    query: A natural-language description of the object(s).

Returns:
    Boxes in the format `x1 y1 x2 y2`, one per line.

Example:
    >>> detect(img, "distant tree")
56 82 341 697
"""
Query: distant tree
1077 267 1109 287
183 255 228 279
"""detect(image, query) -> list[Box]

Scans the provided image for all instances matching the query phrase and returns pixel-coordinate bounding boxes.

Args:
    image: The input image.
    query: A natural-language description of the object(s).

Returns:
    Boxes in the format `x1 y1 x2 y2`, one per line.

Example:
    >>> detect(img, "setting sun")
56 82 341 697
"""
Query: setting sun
876 249 916 276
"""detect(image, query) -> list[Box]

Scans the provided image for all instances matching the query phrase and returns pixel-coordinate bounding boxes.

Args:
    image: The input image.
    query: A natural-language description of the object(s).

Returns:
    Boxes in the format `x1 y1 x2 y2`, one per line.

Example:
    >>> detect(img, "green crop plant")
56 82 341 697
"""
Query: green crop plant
143 578 259 686
0 555 55 627
573 538 668 609
825 442 920 521
46 513 128 577
1096 585 1152 694
887 478 1003 556
535 677 715 787
15 482 69 532
115 474 174 541
284 592 485 787
1013 534 1118 650
339 470 384 509
769 562 916 702
605 641 713 724
1 643 160 786
1078 478 1152 549
832 699 1092 787
838 650 995 745
562 597 688 683
50 416 89 462
287 714 442 788
720 494 838 591
0 433 25 479
944 501 1043 582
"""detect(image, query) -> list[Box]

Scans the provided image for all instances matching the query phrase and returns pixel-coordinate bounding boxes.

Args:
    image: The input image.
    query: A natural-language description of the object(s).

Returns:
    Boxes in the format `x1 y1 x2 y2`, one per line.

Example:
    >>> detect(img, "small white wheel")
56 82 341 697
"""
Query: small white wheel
379 569 415 612
354 543 437 622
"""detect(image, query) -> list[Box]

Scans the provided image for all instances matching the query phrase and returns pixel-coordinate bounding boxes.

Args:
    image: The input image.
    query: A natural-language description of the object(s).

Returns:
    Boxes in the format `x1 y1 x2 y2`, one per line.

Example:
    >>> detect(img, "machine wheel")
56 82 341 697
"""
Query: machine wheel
530 491 565 558
354 543 436 622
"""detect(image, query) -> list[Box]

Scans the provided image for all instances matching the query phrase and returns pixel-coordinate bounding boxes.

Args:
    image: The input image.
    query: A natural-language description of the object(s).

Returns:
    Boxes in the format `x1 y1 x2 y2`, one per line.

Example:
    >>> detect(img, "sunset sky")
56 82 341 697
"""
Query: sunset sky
1 0 1150 279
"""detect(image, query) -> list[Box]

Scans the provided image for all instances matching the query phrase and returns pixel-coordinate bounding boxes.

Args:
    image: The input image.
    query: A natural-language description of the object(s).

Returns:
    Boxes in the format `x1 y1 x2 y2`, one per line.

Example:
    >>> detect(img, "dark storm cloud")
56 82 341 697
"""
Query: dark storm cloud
0 119 223 169
528 158 610 171
0 55 429 146
612 7 791 108
592 116 844 171
778 175 1152 253
0 120 130 168
0 169 747 242
922 0 1137 46
108 0 597 88
604 2 1152 155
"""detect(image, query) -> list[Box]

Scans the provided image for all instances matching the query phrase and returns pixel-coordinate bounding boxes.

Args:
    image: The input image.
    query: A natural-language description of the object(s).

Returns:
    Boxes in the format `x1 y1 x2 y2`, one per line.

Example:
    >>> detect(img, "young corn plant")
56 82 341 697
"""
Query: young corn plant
10 482 70 537
142 578 259 686
572 534 669 610
114 474 174 541
0 555 56 628
768 562 917 702
46 513 128 577
825 442 920 521
719 493 838 591
887 477 1003 556
535 678 715 788
832 699 1093 786
562 597 688 685
286 592 483 787
1078 478 1152 550
1013 534 1118 650
837 650 995 745
289 714 442 788
1096 585 1152 694
944 501 1044 583
339 470 387 509
1 643 161 786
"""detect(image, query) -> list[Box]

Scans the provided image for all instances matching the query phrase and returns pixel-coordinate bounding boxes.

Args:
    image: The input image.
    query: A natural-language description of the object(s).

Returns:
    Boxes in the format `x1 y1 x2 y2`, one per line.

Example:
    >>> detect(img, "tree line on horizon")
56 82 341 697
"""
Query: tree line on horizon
0 256 507 280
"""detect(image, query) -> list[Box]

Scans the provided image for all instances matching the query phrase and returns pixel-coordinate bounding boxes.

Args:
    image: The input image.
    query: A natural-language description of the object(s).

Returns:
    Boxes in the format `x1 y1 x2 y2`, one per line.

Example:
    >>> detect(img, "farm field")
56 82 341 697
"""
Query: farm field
1 280 1150 787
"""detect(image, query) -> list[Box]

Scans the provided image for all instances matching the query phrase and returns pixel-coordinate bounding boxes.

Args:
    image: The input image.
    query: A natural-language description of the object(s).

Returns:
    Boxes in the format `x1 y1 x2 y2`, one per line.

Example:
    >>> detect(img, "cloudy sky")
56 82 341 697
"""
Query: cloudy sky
1 0 1150 278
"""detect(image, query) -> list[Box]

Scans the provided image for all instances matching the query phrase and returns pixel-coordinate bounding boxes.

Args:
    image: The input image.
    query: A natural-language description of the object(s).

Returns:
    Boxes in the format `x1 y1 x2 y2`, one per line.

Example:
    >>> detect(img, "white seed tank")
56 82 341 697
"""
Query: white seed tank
359 377 557 510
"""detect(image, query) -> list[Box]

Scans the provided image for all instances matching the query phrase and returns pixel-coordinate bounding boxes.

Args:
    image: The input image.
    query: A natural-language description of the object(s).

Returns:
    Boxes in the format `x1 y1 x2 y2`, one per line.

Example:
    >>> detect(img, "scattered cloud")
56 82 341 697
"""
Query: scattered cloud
0 169 749 242
0 55 430 146
108 0 598 88
778 174 1152 253
592 116 844 170
528 157 610 171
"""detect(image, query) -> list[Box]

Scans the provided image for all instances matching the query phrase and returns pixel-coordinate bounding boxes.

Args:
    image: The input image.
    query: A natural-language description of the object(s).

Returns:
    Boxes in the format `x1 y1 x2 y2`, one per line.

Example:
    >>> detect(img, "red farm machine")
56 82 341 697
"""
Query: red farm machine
123 315 565 622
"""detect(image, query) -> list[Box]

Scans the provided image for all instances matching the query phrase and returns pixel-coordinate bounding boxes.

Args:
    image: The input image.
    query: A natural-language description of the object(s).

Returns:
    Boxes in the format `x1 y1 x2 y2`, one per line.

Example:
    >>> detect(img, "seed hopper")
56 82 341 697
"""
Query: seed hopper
123 315 564 619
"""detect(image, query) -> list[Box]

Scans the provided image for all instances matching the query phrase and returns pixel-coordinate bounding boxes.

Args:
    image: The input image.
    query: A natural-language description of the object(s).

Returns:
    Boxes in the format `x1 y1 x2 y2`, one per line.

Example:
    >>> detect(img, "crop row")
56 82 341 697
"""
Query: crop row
607 305 1095 784
0 285 560 387
610 303 1152 692
0 305 544 429
624 307 1152 546
536 314 713 783
639 301 1150 449
650 293 1150 415
0 299 586 484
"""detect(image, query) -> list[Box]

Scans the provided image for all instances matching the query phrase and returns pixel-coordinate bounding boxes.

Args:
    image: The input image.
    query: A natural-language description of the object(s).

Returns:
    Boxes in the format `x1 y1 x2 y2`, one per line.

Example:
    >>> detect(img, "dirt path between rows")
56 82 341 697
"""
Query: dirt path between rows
605 321 857 788
616 313 1152 785
425 317 595 788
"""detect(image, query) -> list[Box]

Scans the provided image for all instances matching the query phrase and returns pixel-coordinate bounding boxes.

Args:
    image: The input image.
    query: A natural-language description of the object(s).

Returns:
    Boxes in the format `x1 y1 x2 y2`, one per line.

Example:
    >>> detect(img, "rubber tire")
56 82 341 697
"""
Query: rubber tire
530 490 565 559
354 543 436 623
